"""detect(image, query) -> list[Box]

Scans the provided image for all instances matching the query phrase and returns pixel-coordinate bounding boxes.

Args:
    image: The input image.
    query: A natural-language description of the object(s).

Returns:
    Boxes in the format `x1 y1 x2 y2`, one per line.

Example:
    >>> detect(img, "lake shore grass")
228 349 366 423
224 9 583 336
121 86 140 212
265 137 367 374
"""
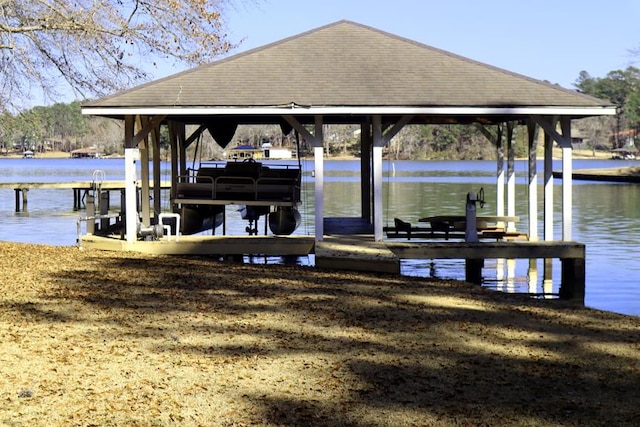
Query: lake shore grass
1 241 639 426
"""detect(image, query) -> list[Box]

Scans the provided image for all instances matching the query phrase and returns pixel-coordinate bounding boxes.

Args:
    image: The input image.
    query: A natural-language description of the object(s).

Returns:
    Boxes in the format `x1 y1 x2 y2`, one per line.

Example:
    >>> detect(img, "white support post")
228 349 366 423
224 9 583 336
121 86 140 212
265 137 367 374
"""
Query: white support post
561 118 573 241
543 130 554 241
372 115 384 241
527 121 538 241
494 124 506 286
283 114 326 242
543 128 555 292
314 146 324 241
465 192 479 243
125 148 140 243
496 125 505 219
506 123 516 233
151 123 162 217
314 116 324 242
562 147 572 240
139 127 151 227
533 115 573 242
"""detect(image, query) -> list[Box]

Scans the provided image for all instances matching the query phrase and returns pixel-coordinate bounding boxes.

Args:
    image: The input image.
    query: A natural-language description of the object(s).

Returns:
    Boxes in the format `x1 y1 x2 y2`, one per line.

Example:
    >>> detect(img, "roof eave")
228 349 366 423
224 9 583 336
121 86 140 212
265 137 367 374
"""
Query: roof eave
81 105 617 119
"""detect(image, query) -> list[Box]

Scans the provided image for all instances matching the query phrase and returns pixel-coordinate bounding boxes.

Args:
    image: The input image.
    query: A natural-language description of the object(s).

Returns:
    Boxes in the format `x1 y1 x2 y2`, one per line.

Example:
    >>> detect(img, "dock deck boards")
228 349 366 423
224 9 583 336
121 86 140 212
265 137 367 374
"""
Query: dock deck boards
315 235 400 274
79 234 315 256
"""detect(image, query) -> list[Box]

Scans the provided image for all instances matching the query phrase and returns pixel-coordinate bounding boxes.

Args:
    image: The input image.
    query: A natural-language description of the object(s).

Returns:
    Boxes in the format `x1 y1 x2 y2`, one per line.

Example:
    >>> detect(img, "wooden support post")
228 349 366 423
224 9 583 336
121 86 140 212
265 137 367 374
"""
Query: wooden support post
86 194 95 235
559 257 585 304
14 188 28 212
528 258 538 294
543 258 553 296
465 259 484 284
120 189 126 239
222 208 226 235
14 188 20 212
361 121 372 221
100 190 110 232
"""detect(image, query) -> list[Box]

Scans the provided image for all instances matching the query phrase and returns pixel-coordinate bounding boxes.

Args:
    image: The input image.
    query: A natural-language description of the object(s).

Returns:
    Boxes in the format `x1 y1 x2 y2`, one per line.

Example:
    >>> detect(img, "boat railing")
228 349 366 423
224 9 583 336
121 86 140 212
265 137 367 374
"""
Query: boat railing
174 160 301 204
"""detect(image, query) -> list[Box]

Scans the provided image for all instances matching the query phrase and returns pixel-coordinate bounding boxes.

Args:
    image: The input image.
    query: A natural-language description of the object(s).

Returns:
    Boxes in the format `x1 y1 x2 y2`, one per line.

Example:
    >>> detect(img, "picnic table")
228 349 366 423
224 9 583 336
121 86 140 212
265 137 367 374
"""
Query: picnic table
419 215 520 231
384 215 522 240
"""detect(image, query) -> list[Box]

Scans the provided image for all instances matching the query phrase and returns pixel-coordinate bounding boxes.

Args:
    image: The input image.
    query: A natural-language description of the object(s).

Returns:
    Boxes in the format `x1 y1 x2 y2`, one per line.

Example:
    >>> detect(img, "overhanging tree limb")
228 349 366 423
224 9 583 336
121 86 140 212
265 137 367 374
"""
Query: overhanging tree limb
0 0 237 110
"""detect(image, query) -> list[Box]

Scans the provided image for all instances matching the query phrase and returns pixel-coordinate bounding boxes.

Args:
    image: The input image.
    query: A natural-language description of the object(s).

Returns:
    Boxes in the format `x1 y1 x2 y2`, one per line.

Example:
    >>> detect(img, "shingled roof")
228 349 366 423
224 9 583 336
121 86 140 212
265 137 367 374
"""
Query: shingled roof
83 20 613 121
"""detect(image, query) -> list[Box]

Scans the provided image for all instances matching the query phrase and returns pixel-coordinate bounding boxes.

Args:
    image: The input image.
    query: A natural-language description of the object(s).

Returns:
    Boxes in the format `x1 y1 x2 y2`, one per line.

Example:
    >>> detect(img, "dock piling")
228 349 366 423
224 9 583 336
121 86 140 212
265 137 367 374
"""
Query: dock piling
465 259 484 284
14 188 28 212
559 257 586 303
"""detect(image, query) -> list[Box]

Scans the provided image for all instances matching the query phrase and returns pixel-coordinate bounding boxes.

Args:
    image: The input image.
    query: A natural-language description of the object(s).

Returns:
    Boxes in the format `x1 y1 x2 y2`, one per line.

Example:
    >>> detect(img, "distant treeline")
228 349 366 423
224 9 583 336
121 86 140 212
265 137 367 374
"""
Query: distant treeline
0 101 124 156
0 102 525 160
3 66 638 159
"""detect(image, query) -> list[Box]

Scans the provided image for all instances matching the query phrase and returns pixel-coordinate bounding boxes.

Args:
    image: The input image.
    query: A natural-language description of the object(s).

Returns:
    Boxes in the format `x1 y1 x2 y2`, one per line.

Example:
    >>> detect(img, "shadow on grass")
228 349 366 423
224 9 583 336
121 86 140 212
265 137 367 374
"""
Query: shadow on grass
24 253 640 425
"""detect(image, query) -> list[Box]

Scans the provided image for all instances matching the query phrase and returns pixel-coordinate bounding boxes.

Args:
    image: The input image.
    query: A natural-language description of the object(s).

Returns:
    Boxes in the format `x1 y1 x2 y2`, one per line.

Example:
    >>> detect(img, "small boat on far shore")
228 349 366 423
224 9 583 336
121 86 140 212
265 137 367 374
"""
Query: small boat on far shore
553 165 640 183
610 147 637 160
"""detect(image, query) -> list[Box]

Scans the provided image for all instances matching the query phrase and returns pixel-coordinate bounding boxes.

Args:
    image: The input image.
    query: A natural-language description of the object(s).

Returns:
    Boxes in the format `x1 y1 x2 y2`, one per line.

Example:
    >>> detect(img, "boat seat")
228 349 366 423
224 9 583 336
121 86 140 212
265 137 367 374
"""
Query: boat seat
196 167 226 183
222 161 262 178
214 161 263 200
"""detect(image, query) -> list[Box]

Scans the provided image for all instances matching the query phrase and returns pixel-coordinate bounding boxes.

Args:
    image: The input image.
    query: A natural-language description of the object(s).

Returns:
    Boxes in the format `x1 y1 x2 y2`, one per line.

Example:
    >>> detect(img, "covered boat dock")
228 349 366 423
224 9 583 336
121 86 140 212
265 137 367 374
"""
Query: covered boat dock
81 21 615 301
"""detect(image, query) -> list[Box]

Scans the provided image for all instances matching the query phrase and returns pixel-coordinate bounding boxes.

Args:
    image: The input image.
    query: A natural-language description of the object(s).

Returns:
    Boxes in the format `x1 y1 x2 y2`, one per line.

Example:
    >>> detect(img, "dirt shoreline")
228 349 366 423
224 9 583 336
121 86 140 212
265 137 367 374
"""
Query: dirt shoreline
1 241 639 426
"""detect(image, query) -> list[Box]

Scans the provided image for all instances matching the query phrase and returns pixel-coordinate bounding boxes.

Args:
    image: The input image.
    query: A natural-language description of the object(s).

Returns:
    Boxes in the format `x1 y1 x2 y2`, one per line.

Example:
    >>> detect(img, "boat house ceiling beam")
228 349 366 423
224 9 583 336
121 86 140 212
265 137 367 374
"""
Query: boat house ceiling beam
381 115 414 145
130 114 167 148
282 115 325 146
477 123 507 145
184 124 208 149
533 115 572 148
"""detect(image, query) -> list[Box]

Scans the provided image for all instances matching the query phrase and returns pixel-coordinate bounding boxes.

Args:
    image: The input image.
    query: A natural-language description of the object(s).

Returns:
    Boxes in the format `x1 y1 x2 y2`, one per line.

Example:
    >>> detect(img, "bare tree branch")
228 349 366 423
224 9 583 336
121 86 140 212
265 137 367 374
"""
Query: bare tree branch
0 0 236 110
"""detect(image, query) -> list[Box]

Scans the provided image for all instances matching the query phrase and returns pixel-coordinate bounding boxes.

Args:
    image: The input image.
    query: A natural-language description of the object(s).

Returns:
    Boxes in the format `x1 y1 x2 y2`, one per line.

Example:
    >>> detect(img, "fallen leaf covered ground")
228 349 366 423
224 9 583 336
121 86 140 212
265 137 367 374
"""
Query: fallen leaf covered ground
0 242 638 426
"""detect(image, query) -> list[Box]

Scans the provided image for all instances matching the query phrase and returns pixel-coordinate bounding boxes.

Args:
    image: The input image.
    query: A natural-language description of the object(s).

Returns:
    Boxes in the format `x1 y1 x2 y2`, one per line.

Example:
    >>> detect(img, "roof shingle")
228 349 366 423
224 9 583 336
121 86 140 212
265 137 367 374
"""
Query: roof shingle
84 20 612 110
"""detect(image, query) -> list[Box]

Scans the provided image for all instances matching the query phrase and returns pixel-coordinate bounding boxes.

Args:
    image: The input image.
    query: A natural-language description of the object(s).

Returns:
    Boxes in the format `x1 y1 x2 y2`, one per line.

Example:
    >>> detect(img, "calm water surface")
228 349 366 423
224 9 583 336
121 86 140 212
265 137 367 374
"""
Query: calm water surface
1 158 638 317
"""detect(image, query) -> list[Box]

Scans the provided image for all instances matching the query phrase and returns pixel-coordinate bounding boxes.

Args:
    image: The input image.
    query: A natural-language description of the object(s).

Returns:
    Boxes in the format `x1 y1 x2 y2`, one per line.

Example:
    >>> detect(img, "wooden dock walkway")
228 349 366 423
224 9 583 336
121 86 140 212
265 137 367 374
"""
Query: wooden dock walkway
316 236 585 303
0 180 170 211
315 235 400 274
77 232 585 303
79 234 316 257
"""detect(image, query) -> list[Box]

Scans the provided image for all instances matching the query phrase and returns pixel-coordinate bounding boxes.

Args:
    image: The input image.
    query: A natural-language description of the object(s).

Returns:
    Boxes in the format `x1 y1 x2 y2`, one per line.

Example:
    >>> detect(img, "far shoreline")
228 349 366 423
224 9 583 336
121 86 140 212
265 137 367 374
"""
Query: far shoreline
0 148 626 161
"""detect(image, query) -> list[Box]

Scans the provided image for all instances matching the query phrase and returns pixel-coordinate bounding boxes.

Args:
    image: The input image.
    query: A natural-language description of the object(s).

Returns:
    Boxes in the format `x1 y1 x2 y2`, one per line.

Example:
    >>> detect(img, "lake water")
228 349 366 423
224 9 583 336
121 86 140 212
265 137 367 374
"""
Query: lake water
1 157 638 318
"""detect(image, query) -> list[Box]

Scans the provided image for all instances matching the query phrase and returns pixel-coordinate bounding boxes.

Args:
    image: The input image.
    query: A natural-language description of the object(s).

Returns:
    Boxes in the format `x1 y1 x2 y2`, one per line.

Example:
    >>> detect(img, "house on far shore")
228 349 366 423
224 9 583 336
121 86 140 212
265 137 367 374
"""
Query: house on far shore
224 143 293 160
71 147 102 158
261 143 294 159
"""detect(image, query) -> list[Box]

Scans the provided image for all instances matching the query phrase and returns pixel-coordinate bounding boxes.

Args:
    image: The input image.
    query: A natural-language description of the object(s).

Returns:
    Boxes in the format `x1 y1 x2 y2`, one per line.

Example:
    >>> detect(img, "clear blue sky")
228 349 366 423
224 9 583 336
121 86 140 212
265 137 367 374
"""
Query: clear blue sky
198 0 640 90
